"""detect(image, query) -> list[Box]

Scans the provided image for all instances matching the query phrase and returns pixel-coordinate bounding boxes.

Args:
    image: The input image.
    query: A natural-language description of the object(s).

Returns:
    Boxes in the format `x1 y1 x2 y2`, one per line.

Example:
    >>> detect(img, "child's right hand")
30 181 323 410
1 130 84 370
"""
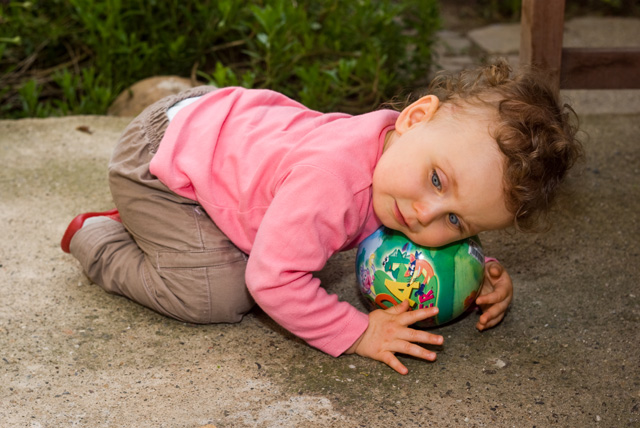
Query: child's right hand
346 300 444 375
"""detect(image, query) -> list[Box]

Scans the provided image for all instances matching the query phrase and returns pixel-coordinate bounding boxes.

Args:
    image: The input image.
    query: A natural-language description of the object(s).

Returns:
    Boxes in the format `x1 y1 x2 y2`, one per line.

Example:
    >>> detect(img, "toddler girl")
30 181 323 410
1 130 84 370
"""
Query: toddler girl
61 60 582 375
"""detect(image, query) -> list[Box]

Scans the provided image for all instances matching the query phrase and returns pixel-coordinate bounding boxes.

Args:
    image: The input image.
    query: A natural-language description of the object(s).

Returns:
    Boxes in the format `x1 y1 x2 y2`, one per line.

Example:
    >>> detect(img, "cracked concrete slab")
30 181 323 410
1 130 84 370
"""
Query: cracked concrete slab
1 13 639 428
1 97 639 428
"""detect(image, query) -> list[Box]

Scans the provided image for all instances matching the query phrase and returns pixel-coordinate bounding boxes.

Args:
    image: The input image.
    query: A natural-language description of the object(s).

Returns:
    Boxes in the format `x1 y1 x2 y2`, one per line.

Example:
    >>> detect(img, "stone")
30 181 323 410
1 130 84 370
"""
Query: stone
467 23 521 55
564 17 640 48
561 89 640 116
435 30 473 56
433 55 477 75
107 75 202 117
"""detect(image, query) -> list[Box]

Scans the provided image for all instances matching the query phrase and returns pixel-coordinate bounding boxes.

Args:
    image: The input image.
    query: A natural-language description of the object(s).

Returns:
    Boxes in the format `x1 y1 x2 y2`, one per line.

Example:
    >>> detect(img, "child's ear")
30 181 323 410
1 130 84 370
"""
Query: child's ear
395 95 440 134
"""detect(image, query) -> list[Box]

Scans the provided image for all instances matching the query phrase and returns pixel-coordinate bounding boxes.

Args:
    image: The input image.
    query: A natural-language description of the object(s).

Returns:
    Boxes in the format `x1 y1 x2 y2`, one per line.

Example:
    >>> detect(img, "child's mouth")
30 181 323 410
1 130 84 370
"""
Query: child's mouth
393 202 408 228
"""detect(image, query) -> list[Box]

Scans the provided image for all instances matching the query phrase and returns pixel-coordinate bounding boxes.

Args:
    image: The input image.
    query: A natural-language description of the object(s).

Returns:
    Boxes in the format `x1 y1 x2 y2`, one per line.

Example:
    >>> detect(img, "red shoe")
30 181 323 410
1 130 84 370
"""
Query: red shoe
61 209 121 253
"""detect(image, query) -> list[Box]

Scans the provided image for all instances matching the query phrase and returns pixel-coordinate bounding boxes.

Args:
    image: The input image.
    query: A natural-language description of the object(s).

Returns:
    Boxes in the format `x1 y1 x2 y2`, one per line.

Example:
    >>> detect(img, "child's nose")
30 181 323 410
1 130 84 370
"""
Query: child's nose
412 200 439 226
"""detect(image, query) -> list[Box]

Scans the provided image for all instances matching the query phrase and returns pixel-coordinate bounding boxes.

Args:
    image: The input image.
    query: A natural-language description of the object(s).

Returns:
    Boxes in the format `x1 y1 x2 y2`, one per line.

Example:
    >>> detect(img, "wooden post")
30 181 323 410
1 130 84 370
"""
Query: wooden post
519 0 566 94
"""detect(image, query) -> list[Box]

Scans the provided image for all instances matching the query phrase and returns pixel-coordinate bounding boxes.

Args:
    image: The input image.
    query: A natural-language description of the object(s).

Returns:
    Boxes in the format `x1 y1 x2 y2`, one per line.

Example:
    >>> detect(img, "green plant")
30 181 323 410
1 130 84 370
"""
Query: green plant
50 67 113 115
478 0 522 20
0 0 440 118
17 79 49 117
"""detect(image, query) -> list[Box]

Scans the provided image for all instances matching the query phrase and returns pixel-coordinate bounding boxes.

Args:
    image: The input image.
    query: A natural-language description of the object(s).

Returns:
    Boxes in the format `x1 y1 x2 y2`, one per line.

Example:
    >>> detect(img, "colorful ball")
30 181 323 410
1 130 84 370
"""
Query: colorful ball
356 226 485 327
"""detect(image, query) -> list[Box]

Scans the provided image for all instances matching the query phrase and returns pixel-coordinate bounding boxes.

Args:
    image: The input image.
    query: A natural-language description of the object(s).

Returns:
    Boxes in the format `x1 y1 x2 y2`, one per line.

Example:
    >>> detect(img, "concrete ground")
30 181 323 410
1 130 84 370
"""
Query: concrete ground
1 11 639 428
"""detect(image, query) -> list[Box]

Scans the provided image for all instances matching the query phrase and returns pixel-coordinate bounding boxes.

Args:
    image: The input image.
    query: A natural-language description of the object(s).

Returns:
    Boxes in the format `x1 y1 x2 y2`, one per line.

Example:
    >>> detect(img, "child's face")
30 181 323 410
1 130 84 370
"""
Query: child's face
373 96 513 247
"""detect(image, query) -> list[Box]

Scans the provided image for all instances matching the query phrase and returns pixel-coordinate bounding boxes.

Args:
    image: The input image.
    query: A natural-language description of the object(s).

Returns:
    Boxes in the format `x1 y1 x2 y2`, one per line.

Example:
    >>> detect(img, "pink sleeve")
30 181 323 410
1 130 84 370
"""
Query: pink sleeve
245 166 369 357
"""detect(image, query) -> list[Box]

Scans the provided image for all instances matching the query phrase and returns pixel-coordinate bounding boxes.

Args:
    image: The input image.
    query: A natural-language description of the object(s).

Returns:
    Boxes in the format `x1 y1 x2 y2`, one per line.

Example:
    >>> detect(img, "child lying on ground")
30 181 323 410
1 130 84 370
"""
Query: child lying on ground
61 60 582 374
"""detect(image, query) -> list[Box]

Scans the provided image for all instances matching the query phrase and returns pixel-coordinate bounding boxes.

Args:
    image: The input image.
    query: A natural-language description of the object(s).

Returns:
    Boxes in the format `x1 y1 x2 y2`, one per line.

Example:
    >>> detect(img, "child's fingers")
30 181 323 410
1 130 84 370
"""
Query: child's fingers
387 299 412 315
383 300 439 326
476 301 508 330
487 262 503 278
479 296 510 318
382 341 439 374
476 312 504 330
475 290 501 306
382 353 409 375
476 284 510 306
397 328 444 347
389 339 438 363
393 304 439 326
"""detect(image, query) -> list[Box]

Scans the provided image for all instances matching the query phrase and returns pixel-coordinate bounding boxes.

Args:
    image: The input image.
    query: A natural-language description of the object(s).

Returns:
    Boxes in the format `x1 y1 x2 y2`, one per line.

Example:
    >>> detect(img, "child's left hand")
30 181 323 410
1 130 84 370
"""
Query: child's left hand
475 261 513 331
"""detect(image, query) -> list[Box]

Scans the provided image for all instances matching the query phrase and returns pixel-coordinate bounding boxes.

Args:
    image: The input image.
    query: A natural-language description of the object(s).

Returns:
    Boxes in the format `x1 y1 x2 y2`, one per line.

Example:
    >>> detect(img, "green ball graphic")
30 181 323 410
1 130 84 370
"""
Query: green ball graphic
356 226 485 327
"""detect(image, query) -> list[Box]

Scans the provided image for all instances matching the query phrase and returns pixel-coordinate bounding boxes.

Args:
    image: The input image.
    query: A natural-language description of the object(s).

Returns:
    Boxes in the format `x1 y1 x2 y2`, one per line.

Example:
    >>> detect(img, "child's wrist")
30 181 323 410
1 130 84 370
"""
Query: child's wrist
345 332 365 355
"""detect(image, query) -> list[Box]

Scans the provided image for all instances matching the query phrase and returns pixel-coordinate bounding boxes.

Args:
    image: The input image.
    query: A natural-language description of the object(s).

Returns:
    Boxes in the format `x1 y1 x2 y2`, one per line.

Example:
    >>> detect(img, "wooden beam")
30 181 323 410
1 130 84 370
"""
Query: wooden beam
560 48 640 89
519 0 566 93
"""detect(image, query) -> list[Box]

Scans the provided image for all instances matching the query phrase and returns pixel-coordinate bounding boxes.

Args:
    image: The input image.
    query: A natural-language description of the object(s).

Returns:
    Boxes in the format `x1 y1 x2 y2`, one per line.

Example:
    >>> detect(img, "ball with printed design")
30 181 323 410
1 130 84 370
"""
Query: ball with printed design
356 226 485 327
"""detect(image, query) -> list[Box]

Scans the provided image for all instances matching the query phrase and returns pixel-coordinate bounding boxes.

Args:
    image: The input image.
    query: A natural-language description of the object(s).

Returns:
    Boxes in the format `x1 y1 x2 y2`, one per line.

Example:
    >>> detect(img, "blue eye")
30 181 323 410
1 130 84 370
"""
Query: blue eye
449 213 460 227
431 171 441 190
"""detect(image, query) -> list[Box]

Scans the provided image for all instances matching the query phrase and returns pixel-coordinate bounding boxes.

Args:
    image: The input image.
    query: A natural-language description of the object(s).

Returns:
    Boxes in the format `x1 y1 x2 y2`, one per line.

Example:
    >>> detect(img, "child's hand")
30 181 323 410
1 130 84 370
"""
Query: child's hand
475 261 513 331
347 300 444 375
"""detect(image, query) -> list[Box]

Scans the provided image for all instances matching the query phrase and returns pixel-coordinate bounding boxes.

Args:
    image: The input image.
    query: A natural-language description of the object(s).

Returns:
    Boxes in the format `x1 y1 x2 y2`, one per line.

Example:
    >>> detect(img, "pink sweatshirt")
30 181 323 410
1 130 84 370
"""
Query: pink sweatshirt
150 87 399 356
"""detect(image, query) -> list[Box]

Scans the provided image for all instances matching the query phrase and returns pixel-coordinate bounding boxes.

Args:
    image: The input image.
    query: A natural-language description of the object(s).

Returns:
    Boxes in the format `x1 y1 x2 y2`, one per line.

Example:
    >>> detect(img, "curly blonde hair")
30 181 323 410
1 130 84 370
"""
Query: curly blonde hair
425 59 583 232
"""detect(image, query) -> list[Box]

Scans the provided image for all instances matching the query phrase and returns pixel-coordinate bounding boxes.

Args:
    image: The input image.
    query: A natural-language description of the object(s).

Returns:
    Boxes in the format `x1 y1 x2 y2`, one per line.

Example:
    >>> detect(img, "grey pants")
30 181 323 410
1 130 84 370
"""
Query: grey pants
70 86 255 323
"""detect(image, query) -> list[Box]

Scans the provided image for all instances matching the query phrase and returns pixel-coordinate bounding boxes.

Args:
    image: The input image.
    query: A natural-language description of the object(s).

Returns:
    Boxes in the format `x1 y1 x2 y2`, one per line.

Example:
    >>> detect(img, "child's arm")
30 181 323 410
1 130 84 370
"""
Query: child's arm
475 260 513 331
345 301 444 375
